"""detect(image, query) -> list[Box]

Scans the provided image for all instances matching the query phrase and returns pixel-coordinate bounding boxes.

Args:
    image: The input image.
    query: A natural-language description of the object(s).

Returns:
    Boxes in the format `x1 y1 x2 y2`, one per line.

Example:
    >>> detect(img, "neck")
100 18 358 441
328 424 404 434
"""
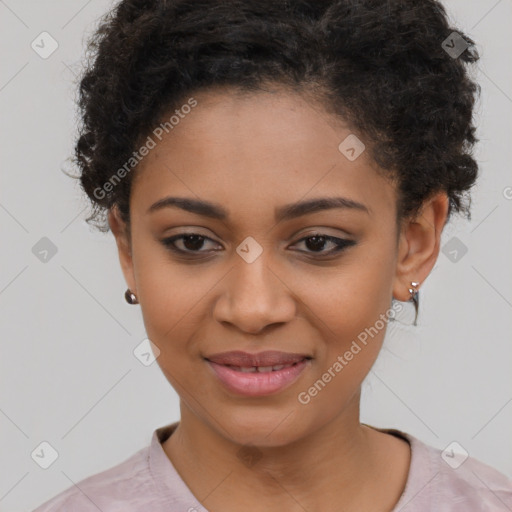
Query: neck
162 391 407 511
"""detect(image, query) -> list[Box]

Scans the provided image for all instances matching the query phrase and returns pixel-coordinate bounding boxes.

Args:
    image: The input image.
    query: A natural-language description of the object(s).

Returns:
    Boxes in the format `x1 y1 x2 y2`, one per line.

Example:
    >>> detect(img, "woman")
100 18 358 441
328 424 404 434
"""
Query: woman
34 0 512 510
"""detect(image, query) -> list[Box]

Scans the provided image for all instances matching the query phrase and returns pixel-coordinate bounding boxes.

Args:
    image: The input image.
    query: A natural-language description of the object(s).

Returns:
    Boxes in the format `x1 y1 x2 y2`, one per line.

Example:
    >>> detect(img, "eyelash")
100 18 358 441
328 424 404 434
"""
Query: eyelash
161 232 356 258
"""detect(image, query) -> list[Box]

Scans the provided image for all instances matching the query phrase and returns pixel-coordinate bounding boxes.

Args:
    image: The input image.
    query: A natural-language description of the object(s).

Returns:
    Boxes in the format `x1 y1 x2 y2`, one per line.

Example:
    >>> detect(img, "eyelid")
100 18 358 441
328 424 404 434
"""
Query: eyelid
292 224 355 237
161 232 221 251
290 234 356 254
161 231 356 258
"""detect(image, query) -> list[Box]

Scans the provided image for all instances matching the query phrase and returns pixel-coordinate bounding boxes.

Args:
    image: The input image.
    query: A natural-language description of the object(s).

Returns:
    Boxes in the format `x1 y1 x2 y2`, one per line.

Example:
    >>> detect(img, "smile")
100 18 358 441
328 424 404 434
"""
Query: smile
206 358 311 397
227 361 300 372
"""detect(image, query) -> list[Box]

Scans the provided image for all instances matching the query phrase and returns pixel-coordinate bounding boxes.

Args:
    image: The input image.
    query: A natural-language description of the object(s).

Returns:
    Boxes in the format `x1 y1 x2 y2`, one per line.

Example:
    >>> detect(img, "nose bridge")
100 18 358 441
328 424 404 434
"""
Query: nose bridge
233 250 275 302
214 244 296 333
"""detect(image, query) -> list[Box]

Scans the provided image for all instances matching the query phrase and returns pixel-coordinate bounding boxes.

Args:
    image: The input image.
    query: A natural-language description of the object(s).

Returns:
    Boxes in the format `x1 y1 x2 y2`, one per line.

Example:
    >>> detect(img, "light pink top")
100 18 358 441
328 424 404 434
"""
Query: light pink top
33 422 512 511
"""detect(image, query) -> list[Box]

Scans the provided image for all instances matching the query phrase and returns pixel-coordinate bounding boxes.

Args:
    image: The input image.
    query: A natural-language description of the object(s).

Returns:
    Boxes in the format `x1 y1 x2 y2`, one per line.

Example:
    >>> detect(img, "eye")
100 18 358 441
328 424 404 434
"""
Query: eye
161 233 221 255
161 232 357 259
290 234 356 256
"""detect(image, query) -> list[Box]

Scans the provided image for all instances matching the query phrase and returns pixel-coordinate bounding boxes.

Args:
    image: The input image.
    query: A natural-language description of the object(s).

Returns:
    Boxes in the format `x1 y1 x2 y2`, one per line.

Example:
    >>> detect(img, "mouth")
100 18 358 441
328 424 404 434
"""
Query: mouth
204 350 312 367
218 360 307 373
204 352 312 397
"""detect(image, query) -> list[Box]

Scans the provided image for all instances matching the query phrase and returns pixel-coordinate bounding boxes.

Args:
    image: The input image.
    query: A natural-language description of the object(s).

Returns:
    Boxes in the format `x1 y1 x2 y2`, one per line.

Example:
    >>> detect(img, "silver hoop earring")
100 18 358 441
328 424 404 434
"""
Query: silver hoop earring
124 289 139 305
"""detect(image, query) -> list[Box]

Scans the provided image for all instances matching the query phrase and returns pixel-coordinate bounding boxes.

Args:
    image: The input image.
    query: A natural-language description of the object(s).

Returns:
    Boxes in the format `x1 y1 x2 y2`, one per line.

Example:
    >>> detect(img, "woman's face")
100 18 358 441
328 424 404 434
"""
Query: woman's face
110 87 444 447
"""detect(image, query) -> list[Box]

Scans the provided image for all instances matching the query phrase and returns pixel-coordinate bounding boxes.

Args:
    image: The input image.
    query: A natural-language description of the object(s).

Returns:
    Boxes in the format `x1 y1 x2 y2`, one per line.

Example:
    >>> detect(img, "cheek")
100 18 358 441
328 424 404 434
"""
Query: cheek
131 234 214 350
297 249 396 340
296 274 394 421
298 235 397 384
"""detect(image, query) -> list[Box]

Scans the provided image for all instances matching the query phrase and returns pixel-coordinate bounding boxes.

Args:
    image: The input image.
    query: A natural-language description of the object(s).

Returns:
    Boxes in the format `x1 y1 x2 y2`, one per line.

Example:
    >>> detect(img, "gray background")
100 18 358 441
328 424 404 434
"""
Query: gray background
1 0 511 510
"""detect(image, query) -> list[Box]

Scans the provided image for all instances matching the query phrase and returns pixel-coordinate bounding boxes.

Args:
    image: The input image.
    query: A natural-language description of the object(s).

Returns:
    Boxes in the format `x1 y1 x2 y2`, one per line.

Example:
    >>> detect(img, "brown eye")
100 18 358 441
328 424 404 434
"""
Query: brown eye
292 234 356 256
161 233 221 254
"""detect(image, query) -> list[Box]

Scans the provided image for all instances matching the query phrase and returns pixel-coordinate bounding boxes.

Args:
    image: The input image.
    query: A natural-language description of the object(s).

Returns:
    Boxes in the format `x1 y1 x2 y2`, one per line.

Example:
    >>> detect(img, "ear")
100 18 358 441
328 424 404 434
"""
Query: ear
108 206 137 296
392 192 449 301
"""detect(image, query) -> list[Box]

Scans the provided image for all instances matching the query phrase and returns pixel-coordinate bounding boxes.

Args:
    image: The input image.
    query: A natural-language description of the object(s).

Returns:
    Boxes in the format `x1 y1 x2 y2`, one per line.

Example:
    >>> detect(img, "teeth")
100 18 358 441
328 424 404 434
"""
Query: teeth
228 362 298 372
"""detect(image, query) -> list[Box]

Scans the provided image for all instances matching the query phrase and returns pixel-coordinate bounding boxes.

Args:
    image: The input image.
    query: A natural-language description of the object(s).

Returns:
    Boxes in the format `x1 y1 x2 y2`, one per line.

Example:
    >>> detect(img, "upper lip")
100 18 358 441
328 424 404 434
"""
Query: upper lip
205 350 312 367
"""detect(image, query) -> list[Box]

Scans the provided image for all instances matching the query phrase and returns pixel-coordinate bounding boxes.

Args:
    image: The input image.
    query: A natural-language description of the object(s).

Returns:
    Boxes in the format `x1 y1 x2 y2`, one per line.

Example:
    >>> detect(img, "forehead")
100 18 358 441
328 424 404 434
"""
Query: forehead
130 87 397 227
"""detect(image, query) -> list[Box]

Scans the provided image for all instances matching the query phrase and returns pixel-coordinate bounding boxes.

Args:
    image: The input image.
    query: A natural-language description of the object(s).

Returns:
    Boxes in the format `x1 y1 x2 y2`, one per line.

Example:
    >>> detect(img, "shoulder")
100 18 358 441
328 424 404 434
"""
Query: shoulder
32 445 153 511
394 429 512 511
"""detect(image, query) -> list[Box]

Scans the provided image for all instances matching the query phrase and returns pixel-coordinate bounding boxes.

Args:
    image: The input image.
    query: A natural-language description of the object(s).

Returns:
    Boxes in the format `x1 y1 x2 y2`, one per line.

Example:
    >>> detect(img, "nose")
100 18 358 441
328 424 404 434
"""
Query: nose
213 255 296 335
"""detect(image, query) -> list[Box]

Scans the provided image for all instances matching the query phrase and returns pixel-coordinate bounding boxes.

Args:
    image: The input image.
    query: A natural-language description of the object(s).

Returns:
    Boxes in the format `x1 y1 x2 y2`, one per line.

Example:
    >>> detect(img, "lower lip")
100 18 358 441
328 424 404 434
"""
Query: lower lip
206 359 310 397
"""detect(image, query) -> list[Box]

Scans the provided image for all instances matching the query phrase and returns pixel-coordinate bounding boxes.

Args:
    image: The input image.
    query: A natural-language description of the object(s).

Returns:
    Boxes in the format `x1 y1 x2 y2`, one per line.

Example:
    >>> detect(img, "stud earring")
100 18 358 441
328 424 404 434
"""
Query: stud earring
408 281 420 326
124 289 139 305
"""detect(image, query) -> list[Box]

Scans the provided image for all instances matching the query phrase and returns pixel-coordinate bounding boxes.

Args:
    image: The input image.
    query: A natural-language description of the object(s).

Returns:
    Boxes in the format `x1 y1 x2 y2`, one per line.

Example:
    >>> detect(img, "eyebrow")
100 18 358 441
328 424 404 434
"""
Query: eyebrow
147 195 370 221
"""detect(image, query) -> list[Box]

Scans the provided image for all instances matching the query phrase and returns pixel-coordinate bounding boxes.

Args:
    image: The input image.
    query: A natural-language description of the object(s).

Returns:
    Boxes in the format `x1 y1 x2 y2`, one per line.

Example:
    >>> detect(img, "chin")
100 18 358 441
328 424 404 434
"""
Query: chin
213 407 307 448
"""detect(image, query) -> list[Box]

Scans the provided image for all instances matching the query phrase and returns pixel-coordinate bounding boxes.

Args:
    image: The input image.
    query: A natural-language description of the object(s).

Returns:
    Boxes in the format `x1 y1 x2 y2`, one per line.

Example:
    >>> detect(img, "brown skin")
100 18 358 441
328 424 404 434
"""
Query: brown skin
109 86 449 512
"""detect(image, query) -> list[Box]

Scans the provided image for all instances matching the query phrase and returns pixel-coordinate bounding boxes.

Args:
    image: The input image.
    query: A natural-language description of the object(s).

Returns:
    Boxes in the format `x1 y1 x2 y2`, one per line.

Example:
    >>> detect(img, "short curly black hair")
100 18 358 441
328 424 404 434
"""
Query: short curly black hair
73 0 480 232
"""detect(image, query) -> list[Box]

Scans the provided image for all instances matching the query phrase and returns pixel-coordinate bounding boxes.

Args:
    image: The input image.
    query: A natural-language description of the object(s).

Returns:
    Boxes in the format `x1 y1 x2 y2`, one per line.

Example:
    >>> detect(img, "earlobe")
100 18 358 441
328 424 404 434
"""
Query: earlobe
392 192 449 301
108 206 137 296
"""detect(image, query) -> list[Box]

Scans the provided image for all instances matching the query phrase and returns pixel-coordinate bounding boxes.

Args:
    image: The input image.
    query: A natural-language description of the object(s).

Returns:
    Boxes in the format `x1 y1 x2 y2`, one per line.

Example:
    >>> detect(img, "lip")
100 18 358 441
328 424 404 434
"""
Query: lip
205 350 311 367
205 352 312 397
